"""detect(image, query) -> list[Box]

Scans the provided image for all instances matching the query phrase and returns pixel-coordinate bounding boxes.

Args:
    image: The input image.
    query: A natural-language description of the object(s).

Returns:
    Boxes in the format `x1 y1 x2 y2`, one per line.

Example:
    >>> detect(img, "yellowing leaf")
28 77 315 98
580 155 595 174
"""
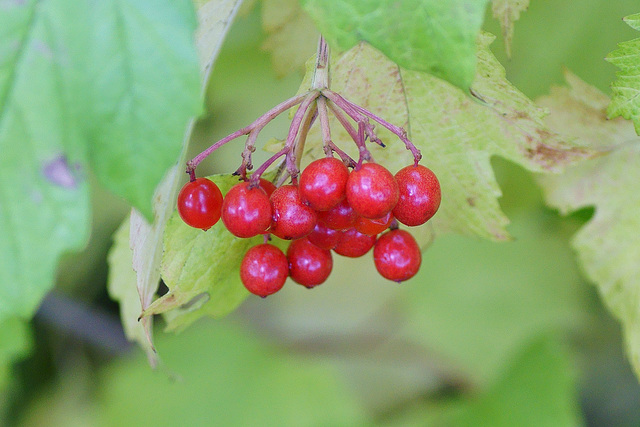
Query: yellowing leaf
148 34 591 328
107 218 157 366
261 0 319 76
607 13 640 134
196 0 244 85
537 71 640 379
491 0 529 57
301 35 590 240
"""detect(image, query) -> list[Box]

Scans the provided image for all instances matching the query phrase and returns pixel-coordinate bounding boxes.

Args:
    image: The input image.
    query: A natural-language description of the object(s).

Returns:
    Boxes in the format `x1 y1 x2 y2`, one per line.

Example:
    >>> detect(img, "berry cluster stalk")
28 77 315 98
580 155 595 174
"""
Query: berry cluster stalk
185 36 422 184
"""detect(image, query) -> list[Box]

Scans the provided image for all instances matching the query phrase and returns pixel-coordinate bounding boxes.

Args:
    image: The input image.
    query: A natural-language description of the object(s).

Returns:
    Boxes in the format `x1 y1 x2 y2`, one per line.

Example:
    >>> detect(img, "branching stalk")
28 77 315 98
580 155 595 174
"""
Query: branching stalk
324 89 422 165
186 92 309 181
185 33 421 185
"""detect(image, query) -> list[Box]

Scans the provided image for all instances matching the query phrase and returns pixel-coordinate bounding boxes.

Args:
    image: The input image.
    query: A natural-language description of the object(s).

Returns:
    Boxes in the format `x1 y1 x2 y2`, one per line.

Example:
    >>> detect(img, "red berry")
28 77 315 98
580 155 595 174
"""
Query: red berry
393 165 441 226
316 198 357 230
259 178 277 198
270 185 317 240
298 157 349 211
373 229 421 282
240 244 289 297
221 182 272 238
307 222 341 250
177 178 223 230
333 227 376 258
287 238 333 288
354 212 394 236
346 163 399 219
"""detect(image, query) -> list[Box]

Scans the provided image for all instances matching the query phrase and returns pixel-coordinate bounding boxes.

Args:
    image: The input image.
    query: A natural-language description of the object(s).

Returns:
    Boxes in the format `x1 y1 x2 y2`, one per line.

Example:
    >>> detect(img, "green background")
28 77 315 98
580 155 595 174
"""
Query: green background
4 1 640 426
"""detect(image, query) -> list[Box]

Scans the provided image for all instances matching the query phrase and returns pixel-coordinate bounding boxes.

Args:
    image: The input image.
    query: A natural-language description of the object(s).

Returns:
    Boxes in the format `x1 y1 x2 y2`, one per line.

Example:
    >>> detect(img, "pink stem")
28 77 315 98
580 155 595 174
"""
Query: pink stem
250 92 320 185
328 141 356 168
326 100 359 144
356 121 372 167
322 90 385 149
317 97 333 157
324 89 422 165
287 102 318 184
326 100 372 165
186 92 310 180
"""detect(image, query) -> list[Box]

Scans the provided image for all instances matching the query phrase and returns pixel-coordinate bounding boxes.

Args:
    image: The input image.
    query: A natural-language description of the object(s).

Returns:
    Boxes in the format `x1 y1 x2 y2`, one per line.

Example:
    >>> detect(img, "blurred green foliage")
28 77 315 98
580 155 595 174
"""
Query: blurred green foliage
4 1 640 426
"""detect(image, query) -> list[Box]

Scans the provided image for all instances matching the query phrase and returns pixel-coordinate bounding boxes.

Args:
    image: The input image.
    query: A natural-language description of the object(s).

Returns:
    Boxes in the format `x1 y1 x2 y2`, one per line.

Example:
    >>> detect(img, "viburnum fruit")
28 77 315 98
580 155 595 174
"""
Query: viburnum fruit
316 198 357 230
373 229 421 282
333 227 377 258
346 163 399 219
270 185 317 240
287 238 333 288
298 157 349 211
179 36 433 295
393 165 441 226
354 212 394 236
177 178 223 230
259 178 277 198
240 244 289 297
307 222 341 250
221 182 272 238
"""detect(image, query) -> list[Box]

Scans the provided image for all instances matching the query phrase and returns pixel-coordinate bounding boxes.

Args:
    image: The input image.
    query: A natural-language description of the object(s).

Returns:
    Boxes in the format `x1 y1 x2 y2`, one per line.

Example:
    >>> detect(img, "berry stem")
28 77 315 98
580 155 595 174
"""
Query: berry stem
324 89 422 165
328 141 356 168
186 92 310 179
356 121 372 167
311 36 330 91
326 100 373 166
317 97 333 157
250 91 320 185
288 103 318 183
326 100 359 143
322 90 385 150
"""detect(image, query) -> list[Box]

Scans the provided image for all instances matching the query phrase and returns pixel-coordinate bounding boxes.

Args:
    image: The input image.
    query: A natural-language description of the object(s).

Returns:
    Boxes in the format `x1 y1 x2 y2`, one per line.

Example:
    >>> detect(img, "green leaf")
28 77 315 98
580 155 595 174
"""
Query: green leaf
606 13 640 134
145 174 285 331
453 336 582 426
95 321 368 426
107 217 157 366
115 0 242 364
0 0 91 320
300 0 490 90
83 0 202 219
0 0 201 321
301 36 590 240
491 0 529 57
537 72 640 380
261 0 319 76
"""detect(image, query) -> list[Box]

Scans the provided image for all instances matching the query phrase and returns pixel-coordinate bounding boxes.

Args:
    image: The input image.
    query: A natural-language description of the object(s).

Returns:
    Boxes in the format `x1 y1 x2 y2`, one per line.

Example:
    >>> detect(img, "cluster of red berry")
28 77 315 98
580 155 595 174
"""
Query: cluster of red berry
177 157 440 297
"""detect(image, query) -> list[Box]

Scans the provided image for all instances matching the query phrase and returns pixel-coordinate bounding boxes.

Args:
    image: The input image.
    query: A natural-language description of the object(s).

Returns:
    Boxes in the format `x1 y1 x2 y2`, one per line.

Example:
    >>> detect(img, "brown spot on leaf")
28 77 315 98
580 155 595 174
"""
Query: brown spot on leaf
525 142 591 170
467 197 476 207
